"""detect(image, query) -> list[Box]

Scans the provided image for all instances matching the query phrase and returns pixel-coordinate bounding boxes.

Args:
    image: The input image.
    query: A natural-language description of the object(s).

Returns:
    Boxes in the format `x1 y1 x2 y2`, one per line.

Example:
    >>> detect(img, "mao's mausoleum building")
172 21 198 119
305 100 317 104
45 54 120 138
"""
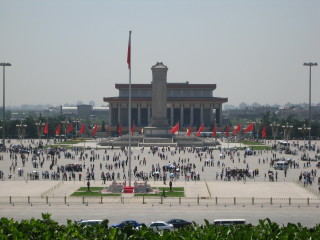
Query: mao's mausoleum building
104 62 228 130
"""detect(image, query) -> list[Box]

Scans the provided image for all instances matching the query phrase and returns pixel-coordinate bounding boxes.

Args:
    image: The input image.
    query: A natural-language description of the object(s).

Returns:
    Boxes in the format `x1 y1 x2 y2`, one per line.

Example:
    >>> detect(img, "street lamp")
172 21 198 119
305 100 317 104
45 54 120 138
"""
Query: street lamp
282 123 293 147
35 121 45 140
61 120 68 141
0 62 12 147
303 62 317 150
298 124 311 152
73 119 80 138
254 120 262 140
270 122 280 146
16 121 27 144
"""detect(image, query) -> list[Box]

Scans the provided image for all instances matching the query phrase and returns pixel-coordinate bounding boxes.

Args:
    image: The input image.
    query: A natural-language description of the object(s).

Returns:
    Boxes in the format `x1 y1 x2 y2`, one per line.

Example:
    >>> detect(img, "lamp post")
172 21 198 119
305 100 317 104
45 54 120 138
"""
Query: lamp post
298 124 311 152
35 121 45 141
61 120 68 141
16 121 27 144
270 122 280 146
303 62 317 150
73 119 80 138
254 120 261 140
0 62 11 147
282 123 293 148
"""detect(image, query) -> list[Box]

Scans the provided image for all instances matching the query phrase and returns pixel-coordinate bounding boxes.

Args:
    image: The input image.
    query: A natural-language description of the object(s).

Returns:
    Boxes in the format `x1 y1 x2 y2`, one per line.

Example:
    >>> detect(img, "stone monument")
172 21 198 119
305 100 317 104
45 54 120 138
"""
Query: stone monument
144 62 171 137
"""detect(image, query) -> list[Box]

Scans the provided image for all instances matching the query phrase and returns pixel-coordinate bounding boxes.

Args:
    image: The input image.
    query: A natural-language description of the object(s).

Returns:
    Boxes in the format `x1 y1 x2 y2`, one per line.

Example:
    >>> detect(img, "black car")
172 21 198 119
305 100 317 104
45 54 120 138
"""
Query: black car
166 219 192 228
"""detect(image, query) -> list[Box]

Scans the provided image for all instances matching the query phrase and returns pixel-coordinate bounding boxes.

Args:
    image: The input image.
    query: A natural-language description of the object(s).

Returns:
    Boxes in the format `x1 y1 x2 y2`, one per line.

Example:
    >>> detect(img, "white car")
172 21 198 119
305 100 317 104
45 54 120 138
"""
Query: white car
77 219 103 226
148 221 174 233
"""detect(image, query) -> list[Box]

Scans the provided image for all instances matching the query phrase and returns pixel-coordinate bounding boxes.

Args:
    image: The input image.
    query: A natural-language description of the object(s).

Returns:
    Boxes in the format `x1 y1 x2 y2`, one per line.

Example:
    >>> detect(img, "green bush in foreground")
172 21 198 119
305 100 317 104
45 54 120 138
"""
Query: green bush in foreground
0 214 319 239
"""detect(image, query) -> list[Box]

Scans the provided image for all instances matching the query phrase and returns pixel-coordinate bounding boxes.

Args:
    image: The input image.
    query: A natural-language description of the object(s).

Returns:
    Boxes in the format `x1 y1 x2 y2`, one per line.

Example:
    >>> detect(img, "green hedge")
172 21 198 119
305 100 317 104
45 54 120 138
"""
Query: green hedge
0 214 319 239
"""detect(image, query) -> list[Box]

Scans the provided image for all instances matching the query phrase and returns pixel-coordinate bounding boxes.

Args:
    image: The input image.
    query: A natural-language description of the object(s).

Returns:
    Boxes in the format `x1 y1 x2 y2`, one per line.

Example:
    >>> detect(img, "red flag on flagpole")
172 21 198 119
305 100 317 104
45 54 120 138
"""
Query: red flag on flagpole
196 123 204 137
66 123 73 134
212 123 217 137
131 123 135 136
186 126 192 136
92 124 98 136
244 122 254 134
170 122 179 134
43 123 48 135
233 123 241 135
261 124 267 138
55 123 61 135
118 123 123 136
79 123 85 134
225 124 229 137
127 31 131 69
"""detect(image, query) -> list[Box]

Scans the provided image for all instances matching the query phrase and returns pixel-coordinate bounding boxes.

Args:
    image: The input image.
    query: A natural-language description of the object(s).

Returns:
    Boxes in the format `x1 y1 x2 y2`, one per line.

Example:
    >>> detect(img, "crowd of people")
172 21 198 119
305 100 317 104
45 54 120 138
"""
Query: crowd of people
0 138 319 194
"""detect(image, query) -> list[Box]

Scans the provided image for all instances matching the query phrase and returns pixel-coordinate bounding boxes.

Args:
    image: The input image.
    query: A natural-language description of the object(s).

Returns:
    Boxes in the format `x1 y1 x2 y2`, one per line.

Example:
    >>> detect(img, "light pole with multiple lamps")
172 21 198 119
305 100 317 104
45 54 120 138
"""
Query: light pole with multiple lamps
61 120 69 141
298 124 311 152
303 62 317 149
282 123 293 148
254 120 262 140
0 62 12 147
270 122 280 146
16 121 27 144
73 119 80 138
35 121 45 141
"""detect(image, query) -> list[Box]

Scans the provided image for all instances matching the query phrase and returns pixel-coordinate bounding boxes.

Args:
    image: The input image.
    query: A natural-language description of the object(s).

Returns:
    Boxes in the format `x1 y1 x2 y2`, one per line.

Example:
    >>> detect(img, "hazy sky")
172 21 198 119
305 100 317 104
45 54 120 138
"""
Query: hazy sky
1 0 319 108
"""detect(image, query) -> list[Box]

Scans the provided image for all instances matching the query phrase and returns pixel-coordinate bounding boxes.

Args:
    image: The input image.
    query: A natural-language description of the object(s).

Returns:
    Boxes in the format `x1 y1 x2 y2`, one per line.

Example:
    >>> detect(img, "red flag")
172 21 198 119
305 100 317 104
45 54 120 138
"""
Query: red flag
118 123 123 136
55 123 61 135
170 122 179 134
43 123 48 135
196 123 204 137
212 123 217 137
187 126 192 136
79 123 85 134
244 122 254 134
127 31 131 69
131 123 135 136
66 123 73 134
225 124 229 137
92 124 98 136
233 124 241 135
262 124 267 138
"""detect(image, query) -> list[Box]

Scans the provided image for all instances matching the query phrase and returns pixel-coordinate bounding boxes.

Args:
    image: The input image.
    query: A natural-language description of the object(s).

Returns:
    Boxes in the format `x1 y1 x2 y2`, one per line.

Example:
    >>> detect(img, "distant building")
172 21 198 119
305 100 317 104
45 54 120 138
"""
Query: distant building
103 62 228 128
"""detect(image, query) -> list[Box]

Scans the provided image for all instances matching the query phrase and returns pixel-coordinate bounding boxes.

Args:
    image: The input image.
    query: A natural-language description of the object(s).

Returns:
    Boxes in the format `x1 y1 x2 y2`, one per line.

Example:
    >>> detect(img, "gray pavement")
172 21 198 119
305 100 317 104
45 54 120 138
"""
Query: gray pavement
0 138 319 226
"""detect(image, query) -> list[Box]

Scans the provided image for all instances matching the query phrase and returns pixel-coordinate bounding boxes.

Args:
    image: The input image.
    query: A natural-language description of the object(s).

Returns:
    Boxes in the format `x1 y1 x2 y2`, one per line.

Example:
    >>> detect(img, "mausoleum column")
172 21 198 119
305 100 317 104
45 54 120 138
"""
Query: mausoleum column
147 103 151 125
180 103 184 126
210 103 213 123
170 105 174 126
200 104 204 123
109 105 112 126
191 104 194 126
118 104 121 124
138 104 141 126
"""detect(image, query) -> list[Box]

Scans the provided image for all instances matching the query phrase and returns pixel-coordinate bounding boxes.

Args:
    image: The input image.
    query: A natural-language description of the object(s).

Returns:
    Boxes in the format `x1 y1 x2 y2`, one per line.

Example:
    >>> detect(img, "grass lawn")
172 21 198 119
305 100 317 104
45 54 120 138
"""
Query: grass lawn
157 187 184 191
77 187 104 191
242 141 264 145
70 187 185 197
247 145 271 150
136 191 184 197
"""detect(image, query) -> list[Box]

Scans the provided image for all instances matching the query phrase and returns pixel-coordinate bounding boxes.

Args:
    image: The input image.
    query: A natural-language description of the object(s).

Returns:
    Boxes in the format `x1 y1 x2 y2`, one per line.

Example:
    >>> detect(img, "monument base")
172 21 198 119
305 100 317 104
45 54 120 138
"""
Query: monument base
144 126 171 138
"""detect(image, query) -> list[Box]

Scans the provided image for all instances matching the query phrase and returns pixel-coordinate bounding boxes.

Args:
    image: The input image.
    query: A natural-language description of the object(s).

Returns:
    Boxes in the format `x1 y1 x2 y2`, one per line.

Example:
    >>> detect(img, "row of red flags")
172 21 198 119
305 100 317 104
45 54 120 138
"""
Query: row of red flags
170 122 267 138
41 123 98 136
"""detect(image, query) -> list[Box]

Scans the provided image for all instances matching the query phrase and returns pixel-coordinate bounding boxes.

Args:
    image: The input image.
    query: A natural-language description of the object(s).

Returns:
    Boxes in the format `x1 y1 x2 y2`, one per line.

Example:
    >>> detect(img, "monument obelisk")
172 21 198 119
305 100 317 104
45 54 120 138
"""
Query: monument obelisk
144 62 170 137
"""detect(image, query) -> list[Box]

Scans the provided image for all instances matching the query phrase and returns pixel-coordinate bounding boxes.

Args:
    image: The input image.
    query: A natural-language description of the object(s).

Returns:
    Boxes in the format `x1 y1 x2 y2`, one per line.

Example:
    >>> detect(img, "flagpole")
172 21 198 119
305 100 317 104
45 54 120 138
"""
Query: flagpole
128 31 132 187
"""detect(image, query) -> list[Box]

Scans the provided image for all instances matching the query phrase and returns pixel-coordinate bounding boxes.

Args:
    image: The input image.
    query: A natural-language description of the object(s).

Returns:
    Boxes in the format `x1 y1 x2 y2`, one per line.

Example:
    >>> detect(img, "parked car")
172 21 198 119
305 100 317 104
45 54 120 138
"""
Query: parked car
111 220 142 228
166 218 192 228
148 221 174 233
213 219 246 226
77 219 103 226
